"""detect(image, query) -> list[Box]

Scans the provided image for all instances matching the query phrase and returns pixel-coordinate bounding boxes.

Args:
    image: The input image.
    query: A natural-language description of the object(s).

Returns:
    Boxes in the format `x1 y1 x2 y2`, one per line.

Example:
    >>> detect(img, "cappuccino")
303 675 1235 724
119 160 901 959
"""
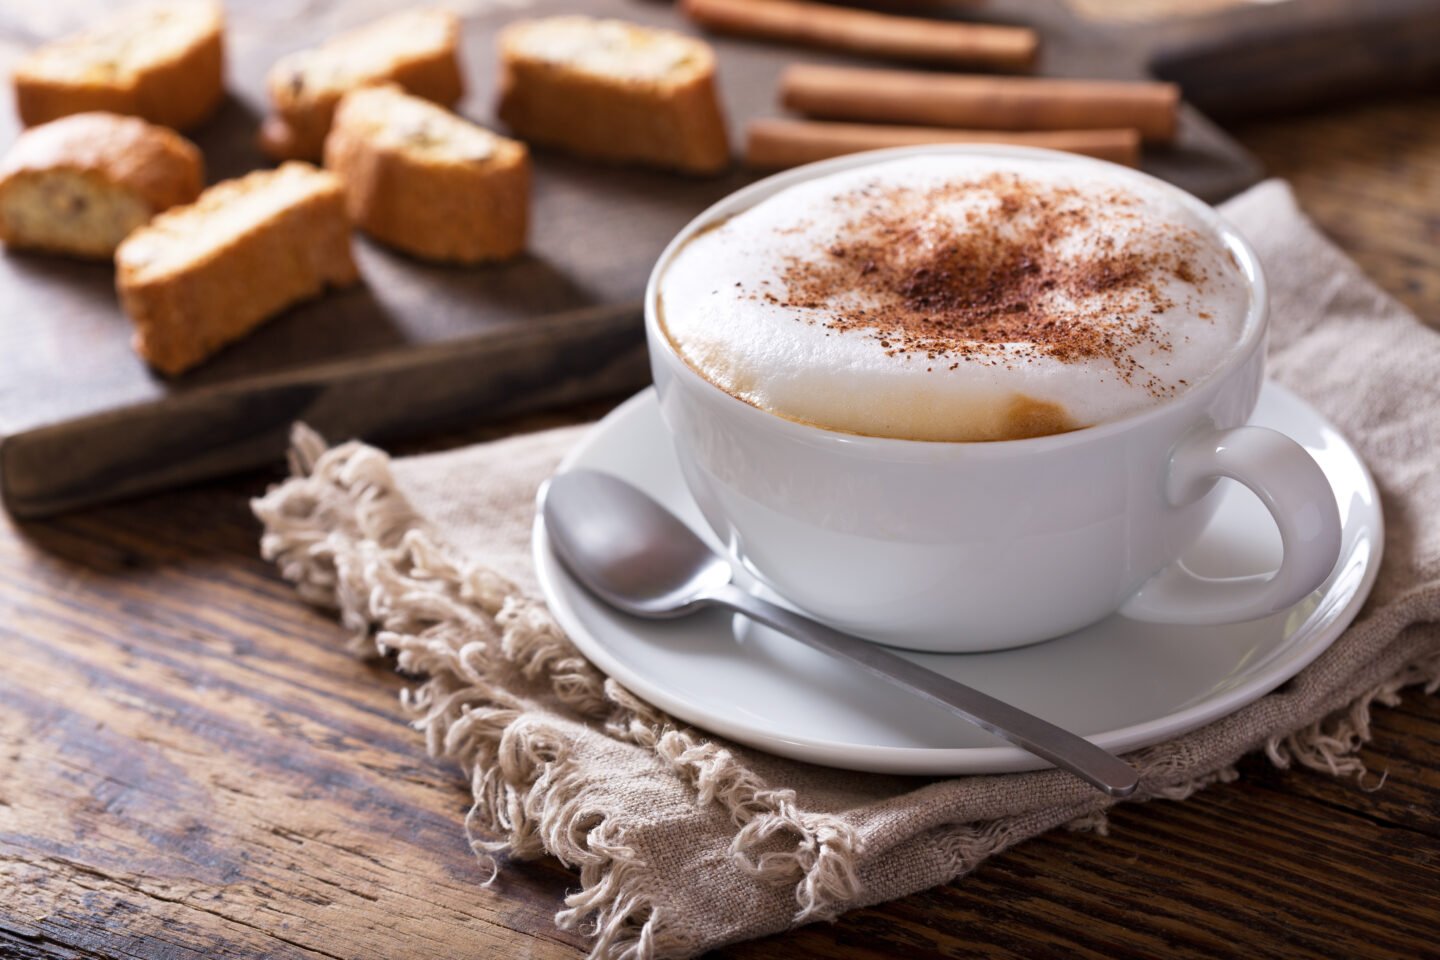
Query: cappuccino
657 155 1251 441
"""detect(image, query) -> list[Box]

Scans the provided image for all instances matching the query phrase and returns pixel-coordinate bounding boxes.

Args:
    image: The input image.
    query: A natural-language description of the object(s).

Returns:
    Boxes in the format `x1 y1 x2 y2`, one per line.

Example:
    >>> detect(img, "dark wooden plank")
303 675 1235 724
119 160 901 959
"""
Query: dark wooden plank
0 0 1261 518
0 305 648 517
1137 0 1440 120
0 479 589 960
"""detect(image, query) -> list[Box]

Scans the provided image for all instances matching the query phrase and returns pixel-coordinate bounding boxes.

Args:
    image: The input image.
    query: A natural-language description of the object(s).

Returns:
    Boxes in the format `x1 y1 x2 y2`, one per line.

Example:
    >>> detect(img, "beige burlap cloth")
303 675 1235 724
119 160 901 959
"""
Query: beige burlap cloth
253 180 1440 959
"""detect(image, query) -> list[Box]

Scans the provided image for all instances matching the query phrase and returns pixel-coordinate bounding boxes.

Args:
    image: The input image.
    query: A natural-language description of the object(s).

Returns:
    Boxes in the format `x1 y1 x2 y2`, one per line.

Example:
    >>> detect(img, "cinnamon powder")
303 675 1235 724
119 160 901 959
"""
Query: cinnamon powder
760 173 1213 399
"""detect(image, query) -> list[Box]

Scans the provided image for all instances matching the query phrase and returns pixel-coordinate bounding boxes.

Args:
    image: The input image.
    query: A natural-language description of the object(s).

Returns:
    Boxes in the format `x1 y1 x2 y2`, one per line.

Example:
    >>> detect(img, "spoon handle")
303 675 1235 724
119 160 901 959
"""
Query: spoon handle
710 584 1139 798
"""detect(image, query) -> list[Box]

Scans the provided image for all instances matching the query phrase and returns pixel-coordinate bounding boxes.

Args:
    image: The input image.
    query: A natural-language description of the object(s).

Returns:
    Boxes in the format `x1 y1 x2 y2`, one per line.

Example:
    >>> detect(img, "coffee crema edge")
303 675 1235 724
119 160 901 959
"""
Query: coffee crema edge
655 156 1254 443
656 287 1083 443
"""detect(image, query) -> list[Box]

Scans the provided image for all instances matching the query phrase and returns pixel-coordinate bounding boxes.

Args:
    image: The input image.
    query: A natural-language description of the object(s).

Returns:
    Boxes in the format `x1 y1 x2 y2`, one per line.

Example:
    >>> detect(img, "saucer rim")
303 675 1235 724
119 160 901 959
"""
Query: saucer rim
533 383 1384 774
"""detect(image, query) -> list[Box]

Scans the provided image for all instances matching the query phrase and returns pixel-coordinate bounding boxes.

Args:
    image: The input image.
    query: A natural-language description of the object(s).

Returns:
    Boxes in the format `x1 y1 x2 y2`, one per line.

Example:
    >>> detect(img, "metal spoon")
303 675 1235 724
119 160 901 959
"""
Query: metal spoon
540 469 1139 798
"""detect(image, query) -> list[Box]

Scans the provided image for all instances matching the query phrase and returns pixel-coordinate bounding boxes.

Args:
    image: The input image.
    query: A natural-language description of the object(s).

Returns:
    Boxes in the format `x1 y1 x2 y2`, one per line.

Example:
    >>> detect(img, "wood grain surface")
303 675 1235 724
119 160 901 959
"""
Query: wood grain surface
3 37 1440 960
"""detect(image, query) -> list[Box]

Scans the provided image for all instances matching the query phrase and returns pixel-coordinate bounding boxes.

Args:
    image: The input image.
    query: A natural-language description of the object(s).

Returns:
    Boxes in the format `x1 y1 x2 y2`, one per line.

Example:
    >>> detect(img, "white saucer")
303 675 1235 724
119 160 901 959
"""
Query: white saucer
533 384 1382 775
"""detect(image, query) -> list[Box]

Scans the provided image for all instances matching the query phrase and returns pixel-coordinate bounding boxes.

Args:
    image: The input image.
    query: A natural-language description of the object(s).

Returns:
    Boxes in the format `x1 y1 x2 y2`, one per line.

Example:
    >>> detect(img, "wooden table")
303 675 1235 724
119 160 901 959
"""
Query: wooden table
3 96 1439 960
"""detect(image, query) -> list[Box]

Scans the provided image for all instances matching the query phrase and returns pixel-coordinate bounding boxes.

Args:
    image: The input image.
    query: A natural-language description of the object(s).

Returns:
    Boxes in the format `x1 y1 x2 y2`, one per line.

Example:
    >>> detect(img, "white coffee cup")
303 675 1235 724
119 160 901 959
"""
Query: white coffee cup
644 145 1342 653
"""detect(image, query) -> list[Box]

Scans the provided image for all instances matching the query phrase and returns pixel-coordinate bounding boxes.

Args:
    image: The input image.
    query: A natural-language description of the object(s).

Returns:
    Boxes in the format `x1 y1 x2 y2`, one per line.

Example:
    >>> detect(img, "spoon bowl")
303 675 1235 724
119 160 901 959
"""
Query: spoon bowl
541 471 732 618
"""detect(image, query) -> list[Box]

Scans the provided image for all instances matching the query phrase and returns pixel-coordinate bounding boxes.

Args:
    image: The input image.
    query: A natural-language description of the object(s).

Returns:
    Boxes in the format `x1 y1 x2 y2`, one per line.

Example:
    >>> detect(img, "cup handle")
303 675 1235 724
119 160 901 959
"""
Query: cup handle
1119 425 1342 625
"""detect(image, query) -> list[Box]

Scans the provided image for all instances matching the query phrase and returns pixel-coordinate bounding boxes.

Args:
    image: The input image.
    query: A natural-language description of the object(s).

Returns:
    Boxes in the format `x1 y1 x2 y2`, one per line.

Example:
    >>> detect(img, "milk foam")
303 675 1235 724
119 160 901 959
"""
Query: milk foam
658 155 1252 441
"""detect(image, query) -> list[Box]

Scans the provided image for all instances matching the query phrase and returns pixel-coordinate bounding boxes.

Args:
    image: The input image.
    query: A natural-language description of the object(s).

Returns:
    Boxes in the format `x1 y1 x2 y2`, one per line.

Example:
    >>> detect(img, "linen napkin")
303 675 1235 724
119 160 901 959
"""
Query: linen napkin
253 180 1440 960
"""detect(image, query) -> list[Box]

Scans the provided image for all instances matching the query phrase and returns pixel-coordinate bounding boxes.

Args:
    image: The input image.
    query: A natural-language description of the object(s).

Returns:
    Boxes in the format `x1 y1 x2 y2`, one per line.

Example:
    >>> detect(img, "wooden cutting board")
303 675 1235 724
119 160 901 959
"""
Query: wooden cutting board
0 0 1265 517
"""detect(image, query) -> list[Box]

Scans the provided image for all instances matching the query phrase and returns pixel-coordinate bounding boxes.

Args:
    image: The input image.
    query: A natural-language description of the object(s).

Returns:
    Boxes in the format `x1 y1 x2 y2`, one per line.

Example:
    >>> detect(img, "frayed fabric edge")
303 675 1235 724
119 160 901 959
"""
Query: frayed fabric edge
1266 652 1440 787
255 425 687 958
252 425 862 959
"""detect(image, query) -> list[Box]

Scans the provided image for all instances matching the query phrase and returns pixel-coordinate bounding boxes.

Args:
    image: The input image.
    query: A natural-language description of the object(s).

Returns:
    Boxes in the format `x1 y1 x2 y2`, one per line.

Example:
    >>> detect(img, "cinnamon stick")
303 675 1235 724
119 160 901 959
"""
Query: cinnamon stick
681 0 1038 72
745 118 1141 169
782 64 1180 143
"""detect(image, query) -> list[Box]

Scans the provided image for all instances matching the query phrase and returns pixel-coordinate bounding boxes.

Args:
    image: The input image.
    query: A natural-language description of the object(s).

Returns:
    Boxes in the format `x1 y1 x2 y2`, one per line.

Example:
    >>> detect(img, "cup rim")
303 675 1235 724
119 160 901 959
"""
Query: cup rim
643 143 1270 453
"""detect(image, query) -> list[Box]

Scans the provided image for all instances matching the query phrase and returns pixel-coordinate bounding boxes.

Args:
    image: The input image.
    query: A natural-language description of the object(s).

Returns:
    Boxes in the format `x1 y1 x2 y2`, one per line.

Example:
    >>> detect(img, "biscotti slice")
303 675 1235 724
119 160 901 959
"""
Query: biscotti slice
116 162 359 375
0 112 203 259
325 85 528 263
262 8 464 162
497 16 730 174
13 0 225 130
